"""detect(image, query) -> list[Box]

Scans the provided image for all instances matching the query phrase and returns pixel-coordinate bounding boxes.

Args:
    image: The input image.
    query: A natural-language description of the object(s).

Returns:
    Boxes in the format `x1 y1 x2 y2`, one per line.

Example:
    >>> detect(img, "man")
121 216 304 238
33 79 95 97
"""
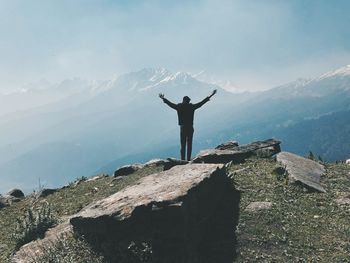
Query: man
159 89 217 161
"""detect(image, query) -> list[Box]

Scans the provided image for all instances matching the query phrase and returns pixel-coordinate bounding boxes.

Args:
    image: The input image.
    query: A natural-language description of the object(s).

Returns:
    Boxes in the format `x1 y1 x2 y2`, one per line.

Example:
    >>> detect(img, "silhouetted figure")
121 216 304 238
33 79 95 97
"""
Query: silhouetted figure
159 90 217 161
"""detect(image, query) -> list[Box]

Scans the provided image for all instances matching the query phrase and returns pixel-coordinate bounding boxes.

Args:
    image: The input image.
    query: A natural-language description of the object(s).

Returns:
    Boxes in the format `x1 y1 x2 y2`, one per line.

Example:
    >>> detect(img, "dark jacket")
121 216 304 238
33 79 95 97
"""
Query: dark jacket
163 97 210 126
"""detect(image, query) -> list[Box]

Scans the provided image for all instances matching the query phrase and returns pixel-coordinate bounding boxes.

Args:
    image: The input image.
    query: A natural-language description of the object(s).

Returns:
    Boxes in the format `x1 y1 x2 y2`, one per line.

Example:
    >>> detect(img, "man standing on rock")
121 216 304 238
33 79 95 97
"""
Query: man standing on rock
159 90 217 161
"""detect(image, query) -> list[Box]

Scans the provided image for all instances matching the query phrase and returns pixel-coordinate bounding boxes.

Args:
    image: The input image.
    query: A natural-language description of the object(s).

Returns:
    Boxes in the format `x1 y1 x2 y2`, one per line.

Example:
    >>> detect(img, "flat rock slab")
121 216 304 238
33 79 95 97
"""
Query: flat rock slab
70 163 239 262
192 149 251 164
72 163 225 223
193 138 281 164
276 152 326 193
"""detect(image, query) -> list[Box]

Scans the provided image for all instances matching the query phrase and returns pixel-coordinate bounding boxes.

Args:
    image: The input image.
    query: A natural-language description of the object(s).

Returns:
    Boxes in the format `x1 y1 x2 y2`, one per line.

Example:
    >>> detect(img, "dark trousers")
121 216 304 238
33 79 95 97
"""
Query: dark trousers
180 125 194 161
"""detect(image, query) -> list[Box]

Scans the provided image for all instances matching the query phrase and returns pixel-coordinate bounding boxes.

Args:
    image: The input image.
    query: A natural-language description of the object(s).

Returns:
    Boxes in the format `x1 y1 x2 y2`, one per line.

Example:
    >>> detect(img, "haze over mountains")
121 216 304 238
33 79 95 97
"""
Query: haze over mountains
1 66 350 193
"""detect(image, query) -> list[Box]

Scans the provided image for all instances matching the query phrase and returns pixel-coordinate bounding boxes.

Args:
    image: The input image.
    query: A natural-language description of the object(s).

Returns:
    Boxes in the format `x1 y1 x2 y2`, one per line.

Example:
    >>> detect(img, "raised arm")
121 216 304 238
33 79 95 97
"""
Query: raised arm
159 93 178 110
193 89 217 109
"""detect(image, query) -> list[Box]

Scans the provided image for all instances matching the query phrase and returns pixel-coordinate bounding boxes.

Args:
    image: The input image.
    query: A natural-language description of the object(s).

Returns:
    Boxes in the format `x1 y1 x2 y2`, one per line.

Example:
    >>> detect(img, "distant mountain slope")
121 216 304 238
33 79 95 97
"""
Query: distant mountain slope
272 110 350 161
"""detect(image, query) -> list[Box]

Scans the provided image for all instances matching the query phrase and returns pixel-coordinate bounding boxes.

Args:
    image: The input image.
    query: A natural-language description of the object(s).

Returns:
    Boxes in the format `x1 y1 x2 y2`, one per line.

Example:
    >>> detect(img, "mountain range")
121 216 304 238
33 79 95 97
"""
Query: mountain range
0 66 349 193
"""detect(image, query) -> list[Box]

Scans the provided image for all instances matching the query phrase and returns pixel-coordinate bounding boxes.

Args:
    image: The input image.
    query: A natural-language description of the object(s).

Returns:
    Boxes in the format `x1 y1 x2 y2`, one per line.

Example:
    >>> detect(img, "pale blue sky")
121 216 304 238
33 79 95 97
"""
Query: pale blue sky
1 0 350 91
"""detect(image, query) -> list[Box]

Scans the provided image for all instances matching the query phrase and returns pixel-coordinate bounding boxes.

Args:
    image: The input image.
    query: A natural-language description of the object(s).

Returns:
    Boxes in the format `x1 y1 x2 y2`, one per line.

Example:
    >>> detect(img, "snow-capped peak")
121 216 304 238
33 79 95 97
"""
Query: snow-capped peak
318 64 350 80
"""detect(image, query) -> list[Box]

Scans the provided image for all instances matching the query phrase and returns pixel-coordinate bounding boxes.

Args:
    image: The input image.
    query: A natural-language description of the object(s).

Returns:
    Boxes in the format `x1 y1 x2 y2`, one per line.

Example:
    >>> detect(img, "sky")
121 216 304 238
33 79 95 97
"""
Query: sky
1 0 350 92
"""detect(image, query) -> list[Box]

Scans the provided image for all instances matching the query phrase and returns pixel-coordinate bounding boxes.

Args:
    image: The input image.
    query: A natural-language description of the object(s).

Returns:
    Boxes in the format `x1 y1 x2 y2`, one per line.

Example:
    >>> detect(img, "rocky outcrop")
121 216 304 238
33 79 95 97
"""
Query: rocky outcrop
193 138 281 164
192 149 251 164
113 158 189 178
215 141 239 150
346 159 350 164
276 152 326 193
70 164 240 263
0 190 24 208
6 189 24 198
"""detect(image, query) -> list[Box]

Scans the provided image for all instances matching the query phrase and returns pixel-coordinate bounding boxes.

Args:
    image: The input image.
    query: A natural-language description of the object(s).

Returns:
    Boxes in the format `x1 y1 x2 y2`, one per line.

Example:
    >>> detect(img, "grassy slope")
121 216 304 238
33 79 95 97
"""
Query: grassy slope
230 159 350 263
0 165 163 262
0 159 349 262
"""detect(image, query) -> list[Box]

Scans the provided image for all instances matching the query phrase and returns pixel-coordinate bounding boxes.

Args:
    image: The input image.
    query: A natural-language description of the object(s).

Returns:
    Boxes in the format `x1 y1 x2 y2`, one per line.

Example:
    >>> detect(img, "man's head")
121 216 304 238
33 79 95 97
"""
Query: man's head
183 96 191 104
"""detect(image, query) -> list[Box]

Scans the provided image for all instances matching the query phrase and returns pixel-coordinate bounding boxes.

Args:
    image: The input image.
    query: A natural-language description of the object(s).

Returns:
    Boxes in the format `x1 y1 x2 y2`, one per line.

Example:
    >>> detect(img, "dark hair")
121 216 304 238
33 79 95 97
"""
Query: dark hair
183 96 191 103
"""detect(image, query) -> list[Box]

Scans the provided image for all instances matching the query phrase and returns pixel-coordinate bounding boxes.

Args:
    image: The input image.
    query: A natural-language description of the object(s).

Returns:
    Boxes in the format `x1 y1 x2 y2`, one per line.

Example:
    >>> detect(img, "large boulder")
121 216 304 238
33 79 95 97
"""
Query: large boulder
346 159 350 165
276 152 326 193
70 164 240 263
193 138 281 164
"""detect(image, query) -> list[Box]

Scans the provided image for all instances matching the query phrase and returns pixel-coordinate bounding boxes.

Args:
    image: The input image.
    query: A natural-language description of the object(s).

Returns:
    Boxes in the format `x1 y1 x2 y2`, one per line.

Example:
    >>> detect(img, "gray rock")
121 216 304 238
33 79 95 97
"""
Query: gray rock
245 202 273 212
193 138 281 164
6 188 25 198
276 152 326 193
215 141 239 150
70 163 240 262
346 159 350 164
192 149 251 164
0 194 23 207
113 164 143 177
37 188 57 198
86 174 108 182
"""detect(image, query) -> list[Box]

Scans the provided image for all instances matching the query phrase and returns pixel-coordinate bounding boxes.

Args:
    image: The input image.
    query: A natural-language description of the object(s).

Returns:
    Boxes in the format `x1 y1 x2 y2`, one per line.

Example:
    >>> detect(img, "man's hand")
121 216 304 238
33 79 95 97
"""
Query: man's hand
209 89 217 98
159 93 165 99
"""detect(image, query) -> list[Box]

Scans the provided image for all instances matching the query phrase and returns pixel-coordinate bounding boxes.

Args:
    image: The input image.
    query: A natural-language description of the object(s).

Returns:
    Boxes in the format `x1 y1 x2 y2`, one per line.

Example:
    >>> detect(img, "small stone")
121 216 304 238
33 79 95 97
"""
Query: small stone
37 188 57 198
245 202 273 212
86 174 108 182
6 188 25 198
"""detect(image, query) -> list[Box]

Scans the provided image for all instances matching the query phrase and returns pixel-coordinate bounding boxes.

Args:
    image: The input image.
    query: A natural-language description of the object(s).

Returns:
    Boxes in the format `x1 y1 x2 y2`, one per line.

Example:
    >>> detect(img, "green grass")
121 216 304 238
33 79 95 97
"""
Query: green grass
0 165 162 262
230 158 350 262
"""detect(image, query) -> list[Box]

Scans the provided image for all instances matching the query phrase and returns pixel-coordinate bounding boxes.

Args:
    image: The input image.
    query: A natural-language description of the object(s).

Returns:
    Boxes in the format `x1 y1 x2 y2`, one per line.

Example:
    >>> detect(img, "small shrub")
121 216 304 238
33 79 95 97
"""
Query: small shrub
28 234 105 263
307 151 316 160
12 203 57 250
